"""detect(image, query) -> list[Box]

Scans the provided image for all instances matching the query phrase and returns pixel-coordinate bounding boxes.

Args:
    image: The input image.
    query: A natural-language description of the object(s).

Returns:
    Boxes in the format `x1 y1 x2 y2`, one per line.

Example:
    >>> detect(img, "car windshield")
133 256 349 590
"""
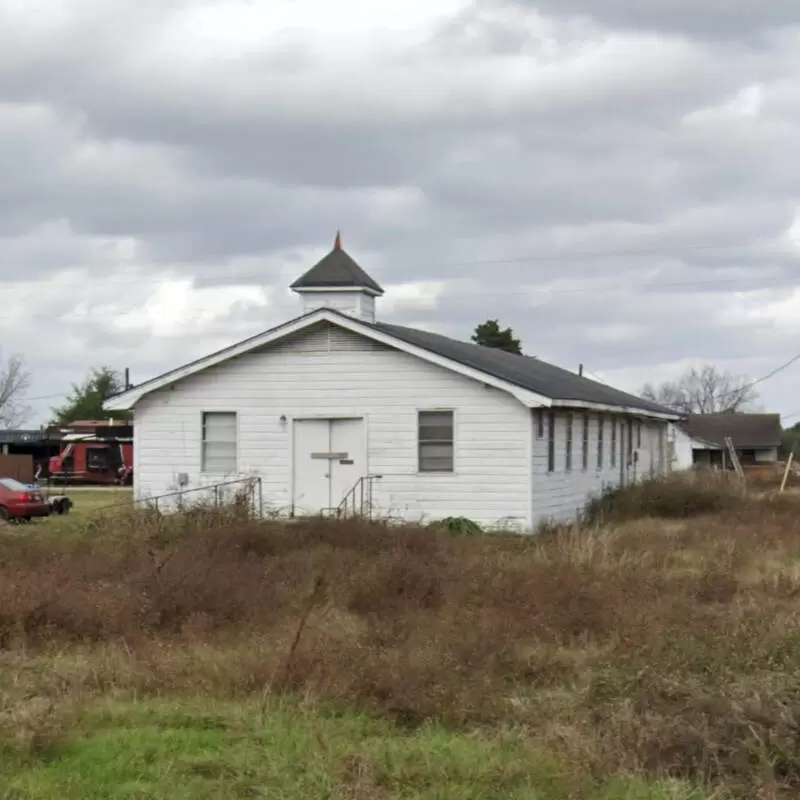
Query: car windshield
0 478 30 491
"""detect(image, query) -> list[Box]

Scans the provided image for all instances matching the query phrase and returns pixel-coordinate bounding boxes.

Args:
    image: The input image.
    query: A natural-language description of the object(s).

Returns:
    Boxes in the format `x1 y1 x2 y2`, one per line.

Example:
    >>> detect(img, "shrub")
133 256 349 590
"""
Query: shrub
583 473 744 524
426 516 482 536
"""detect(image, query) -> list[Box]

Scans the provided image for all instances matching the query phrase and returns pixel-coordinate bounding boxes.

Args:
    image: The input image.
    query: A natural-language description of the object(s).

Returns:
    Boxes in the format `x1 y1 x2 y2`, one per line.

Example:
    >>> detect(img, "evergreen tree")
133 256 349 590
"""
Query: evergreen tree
51 366 129 424
471 319 523 355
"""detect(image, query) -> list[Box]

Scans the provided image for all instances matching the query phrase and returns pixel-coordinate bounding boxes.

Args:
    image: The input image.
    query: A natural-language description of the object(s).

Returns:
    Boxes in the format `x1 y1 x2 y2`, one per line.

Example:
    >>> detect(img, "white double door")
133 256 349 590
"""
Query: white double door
292 418 365 515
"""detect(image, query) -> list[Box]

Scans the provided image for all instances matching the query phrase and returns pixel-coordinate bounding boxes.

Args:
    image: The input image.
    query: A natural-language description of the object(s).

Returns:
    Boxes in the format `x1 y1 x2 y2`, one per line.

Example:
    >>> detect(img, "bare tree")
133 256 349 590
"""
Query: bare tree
641 364 758 415
0 354 32 428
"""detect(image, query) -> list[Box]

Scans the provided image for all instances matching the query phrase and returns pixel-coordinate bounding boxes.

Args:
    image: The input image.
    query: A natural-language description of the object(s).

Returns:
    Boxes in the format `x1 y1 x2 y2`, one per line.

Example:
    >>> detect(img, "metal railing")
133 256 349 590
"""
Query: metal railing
335 473 382 520
135 477 263 516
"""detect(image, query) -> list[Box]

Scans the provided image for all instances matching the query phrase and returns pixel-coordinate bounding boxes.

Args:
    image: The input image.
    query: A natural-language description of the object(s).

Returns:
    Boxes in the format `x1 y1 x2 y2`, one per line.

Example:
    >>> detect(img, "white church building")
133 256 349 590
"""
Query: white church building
106 236 680 530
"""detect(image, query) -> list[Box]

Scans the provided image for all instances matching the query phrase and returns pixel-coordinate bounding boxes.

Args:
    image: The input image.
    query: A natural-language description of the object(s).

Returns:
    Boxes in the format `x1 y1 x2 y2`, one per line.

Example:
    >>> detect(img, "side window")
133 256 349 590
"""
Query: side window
547 410 556 472
581 414 589 471
565 413 573 472
610 418 617 468
202 412 238 473
597 415 604 470
418 411 454 472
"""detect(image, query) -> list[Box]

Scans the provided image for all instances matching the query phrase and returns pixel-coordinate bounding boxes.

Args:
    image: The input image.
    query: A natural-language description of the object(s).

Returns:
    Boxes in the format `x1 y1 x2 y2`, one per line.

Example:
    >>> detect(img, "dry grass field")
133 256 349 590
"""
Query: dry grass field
1 475 800 798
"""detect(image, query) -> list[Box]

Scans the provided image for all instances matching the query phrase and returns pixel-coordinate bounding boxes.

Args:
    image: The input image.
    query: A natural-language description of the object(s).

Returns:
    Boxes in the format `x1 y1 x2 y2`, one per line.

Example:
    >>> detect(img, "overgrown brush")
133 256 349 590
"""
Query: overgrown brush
2 493 800 796
583 472 744 523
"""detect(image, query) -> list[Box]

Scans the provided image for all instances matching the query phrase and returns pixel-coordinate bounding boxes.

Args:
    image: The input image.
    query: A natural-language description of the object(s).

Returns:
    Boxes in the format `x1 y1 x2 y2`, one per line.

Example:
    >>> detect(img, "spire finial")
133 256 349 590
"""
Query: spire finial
333 230 341 250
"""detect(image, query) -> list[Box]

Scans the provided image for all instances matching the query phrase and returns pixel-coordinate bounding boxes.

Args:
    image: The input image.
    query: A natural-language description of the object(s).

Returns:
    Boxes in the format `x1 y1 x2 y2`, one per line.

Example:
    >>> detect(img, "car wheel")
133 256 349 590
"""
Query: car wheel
0 507 8 522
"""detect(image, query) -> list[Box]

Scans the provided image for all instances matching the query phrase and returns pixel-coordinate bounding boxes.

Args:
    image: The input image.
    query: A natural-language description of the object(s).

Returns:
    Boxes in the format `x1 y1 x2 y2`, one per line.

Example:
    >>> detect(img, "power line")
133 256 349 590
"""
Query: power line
583 368 609 385
25 392 68 402
0 234 792 291
640 354 800 413
580 358 799 410
414 236 788 268
744 352 800 392
0 272 798 324
710 352 800 407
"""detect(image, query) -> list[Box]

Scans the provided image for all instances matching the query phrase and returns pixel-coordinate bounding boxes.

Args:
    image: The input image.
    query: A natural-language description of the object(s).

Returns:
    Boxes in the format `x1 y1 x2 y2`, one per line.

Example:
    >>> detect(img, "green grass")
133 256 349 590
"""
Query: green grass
34 488 133 534
1 699 706 800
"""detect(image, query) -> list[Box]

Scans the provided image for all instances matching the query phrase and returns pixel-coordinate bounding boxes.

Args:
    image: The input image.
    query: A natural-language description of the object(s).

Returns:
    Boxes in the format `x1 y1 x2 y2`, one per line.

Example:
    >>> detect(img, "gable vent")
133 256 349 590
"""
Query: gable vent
270 323 388 355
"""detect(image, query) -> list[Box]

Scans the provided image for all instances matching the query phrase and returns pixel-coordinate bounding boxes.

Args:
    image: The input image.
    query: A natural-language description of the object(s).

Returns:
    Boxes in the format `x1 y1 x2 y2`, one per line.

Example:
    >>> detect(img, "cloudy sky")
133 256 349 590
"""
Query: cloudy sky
2 0 800 425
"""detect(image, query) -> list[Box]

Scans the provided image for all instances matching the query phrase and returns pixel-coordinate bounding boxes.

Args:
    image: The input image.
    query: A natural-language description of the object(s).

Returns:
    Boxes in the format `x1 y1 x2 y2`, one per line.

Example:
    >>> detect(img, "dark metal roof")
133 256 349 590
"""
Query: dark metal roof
290 245 384 295
685 413 782 449
372 320 678 415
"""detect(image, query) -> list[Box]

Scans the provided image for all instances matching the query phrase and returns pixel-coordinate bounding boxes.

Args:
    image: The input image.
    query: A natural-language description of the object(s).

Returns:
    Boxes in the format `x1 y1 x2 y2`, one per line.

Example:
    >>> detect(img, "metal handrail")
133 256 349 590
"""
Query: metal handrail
336 473 382 520
95 476 263 515
137 477 259 505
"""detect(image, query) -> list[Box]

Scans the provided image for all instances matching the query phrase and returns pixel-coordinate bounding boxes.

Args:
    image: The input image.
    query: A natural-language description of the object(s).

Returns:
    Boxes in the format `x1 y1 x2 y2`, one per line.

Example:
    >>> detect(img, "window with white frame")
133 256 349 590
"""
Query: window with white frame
535 408 544 439
418 410 454 472
565 412 573 472
581 413 589 471
597 414 604 470
201 412 238 473
610 418 617 468
547 409 555 472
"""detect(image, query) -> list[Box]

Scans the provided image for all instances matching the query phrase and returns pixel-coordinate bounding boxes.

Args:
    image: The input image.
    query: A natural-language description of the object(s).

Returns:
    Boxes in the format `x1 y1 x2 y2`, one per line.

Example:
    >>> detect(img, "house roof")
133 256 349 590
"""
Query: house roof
105 305 680 418
372 321 678 416
674 426 722 450
290 236 384 295
684 412 783 449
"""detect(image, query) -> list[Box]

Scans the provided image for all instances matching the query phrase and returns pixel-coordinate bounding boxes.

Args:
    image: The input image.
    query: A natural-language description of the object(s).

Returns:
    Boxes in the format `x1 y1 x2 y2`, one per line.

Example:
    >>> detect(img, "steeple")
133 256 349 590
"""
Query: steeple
290 233 384 322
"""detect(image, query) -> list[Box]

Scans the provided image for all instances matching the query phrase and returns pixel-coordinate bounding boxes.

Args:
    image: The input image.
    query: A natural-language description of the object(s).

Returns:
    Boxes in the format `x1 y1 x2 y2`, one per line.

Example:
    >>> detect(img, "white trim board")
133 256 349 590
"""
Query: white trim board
105 308 680 420
106 309 552 411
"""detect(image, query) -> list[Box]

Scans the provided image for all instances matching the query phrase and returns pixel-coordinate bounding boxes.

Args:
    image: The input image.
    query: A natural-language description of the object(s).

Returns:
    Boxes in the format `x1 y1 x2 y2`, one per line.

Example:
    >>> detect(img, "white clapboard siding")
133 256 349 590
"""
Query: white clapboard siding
133 322 532 528
531 412 669 525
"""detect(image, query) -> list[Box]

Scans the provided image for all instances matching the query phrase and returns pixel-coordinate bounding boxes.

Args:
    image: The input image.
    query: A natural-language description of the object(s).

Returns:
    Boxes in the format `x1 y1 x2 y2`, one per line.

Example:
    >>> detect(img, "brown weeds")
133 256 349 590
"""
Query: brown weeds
1 483 800 796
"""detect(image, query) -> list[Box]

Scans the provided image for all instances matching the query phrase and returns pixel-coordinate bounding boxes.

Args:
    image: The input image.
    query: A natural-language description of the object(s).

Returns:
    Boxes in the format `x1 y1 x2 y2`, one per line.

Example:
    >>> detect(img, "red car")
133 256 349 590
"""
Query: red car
0 478 50 522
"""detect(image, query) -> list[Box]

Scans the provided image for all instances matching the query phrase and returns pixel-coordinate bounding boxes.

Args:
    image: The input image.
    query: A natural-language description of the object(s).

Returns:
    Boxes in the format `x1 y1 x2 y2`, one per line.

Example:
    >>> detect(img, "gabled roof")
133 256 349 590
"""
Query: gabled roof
684 413 782 449
673 424 723 450
105 308 681 419
290 235 384 295
372 321 678 416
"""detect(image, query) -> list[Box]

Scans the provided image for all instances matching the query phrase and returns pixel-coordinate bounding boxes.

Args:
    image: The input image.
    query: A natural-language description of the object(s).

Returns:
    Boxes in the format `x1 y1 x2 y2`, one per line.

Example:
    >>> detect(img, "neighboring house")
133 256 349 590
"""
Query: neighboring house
668 425 722 470
669 413 782 470
105 236 681 529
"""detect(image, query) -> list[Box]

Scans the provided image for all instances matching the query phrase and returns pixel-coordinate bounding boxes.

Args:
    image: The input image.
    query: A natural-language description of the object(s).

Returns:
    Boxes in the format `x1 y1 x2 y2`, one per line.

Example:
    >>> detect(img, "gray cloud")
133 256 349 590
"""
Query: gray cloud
511 0 800 42
0 0 799 423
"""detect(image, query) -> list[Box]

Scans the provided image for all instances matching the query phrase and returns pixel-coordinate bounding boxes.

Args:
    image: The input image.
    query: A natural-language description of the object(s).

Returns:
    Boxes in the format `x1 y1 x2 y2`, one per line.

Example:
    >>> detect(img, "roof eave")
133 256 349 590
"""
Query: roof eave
103 309 555 411
291 284 384 297
550 398 683 421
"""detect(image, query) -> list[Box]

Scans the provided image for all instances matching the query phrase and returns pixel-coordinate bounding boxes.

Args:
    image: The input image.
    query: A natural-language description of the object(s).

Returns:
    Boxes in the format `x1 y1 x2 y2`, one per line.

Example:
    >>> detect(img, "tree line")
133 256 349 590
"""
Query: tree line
0 321 761 428
0 353 129 428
